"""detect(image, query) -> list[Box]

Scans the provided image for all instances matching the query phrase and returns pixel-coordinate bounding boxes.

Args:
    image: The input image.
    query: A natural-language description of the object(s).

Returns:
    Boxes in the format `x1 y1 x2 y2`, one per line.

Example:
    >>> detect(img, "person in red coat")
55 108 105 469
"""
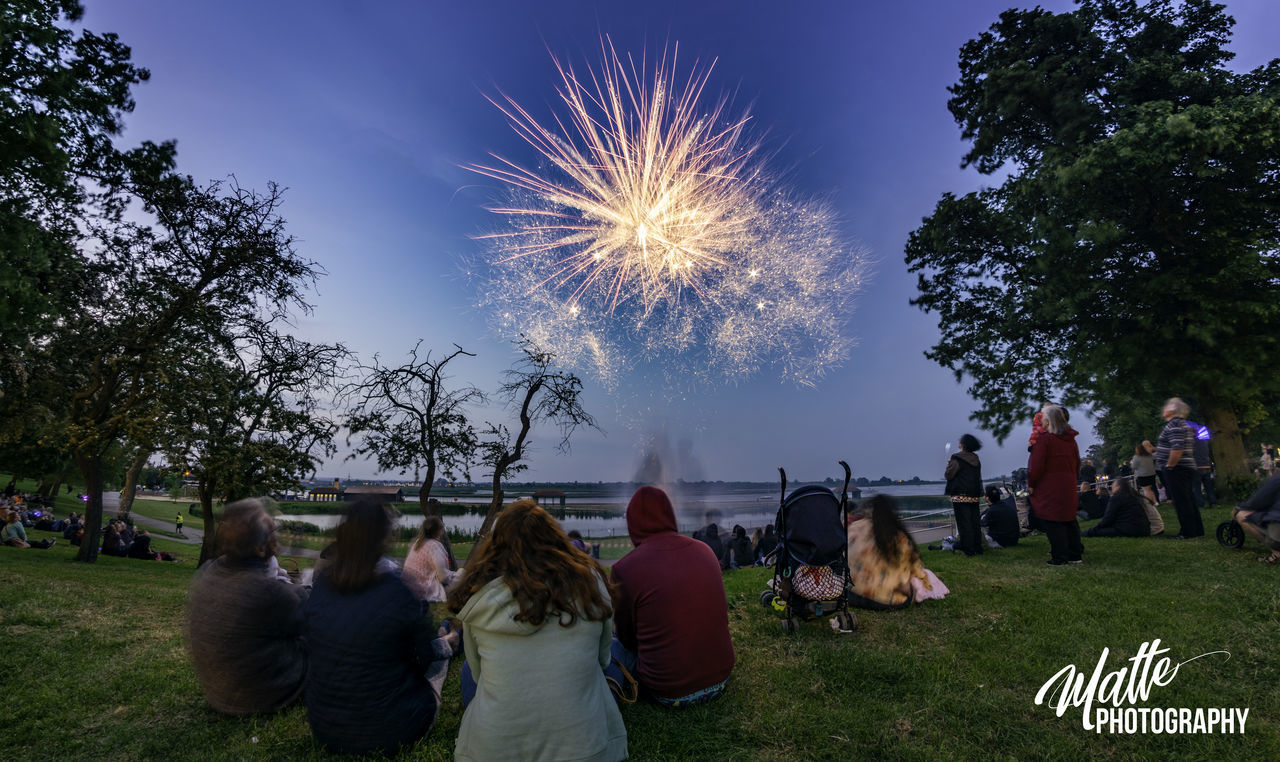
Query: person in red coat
610 486 735 706
1028 404 1084 566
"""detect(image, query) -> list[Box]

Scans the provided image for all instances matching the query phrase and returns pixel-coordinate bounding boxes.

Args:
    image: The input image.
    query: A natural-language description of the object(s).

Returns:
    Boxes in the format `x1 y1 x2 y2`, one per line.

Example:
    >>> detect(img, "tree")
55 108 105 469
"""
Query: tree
905 0 1280 478
60 175 321 561
165 324 345 564
341 342 482 566
0 0 175 398
476 339 600 538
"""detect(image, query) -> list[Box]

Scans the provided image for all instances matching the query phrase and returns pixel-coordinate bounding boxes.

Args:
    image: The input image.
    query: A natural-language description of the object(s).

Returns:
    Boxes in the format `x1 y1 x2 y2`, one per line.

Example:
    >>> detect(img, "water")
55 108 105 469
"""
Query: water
289 483 947 537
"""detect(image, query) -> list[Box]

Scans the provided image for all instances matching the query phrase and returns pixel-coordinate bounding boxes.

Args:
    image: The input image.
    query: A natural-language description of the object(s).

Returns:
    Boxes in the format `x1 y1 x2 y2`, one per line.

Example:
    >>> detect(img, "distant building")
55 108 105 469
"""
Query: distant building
533 488 566 508
308 486 342 502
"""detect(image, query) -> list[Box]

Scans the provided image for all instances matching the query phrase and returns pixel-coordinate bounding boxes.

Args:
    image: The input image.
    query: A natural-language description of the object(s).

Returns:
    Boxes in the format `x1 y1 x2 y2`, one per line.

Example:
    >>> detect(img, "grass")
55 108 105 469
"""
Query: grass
4 488 1277 759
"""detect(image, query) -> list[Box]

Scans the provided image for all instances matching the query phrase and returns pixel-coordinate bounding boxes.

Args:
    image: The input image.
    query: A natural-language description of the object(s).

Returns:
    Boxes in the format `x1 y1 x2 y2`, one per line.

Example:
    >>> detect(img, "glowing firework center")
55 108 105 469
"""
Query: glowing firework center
470 42 868 387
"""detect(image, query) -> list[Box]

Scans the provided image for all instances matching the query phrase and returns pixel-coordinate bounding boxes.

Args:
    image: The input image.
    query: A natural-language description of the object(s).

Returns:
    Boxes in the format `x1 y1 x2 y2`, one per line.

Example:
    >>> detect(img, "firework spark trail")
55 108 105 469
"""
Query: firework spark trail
469 40 870 388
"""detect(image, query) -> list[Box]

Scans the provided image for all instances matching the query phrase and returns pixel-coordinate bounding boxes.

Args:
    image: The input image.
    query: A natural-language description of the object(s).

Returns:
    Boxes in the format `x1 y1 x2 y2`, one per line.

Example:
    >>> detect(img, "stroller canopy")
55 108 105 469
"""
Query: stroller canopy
780 485 846 567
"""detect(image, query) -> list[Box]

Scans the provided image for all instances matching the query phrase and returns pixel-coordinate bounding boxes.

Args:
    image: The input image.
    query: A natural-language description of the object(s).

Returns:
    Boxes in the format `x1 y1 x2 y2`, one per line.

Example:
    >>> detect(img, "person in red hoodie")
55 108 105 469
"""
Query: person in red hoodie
1028 404 1084 566
609 486 735 707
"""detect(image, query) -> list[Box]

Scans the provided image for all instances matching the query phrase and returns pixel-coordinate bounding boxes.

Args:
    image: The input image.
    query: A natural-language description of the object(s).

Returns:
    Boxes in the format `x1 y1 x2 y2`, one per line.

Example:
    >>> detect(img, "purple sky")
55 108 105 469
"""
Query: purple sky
86 1 1280 483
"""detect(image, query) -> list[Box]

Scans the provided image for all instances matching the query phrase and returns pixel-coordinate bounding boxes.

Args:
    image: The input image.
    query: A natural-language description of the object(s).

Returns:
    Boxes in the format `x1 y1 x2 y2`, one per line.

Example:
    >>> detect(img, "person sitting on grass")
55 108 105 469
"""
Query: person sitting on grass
304 499 457 756
692 509 728 569
1083 478 1151 538
610 486 734 708
567 529 589 553
1233 473 1280 564
847 495 947 608
981 485 1019 548
126 529 159 560
2 510 55 549
725 524 755 569
186 498 308 717
449 500 626 760
402 515 458 603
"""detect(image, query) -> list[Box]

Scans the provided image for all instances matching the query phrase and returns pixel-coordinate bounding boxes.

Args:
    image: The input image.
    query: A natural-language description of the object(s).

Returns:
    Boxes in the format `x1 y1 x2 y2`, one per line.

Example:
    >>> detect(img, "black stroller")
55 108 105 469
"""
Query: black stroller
760 461 857 633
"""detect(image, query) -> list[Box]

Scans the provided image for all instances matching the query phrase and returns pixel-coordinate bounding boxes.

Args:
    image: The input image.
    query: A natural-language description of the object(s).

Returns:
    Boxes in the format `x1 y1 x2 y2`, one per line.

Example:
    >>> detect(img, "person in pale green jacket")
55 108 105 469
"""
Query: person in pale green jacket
449 499 627 762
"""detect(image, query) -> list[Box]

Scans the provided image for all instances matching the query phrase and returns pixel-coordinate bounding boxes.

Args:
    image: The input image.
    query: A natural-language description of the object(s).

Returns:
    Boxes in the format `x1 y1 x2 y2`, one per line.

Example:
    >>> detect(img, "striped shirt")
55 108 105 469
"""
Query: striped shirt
1155 417 1197 471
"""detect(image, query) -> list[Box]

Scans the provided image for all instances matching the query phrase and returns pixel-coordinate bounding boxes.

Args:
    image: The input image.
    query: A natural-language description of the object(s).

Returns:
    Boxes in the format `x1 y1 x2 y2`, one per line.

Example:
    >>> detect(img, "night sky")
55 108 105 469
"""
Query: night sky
85 1 1280 484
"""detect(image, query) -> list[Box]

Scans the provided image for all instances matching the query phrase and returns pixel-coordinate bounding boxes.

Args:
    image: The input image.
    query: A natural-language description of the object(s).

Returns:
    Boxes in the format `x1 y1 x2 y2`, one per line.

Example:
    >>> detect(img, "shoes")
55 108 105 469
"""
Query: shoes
1046 560 1067 566
1068 559 1083 564
1171 535 1186 540
927 544 942 551
439 618 463 657
1259 554 1280 565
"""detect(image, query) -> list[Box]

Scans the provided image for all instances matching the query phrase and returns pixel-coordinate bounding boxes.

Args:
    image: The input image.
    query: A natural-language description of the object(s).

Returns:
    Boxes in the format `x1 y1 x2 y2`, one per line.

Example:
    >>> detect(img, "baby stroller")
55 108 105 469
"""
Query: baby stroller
760 461 857 633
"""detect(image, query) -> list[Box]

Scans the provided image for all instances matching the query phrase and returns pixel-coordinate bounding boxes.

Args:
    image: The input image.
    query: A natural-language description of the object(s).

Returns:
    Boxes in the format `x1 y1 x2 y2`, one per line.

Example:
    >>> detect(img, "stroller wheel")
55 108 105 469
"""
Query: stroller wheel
760 590 776 608
781 617 801 634
1216 521 1245 549
835 611 858 632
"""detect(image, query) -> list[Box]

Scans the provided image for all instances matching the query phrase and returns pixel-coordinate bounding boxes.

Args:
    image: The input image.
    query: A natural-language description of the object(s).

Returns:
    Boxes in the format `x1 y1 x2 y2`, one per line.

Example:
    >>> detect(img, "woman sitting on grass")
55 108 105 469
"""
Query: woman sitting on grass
448 499 627 762
2 510 55 549
847 495 947 609
402 515 458 602
1083 479 1151 538
186 498 307 716
303 499 458 756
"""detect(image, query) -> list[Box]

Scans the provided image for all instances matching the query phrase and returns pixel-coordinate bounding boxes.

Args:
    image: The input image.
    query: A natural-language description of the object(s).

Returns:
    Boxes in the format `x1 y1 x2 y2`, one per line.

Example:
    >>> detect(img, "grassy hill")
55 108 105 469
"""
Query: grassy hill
1 500 1276 760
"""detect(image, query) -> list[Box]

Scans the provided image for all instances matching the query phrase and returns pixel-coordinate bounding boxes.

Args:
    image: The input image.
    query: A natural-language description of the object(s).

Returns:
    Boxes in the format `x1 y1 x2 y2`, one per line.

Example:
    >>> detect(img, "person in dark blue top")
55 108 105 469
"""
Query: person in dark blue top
303 499 459 756
980 485 1020 548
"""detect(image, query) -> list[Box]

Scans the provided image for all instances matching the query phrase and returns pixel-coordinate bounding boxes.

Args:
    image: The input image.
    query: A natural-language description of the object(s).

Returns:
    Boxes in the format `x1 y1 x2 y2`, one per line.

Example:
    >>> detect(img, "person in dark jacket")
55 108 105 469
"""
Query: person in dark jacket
1028 405 1084 565
304 499 456 755
1078 459 1098 487
186 498 308 716
725 524 754 569
757 524 779 563
611 486 734 706
981 485 1019 548
693 510 727 569
1084 479 1151 538
1077 487 1103 521
945 434 984 556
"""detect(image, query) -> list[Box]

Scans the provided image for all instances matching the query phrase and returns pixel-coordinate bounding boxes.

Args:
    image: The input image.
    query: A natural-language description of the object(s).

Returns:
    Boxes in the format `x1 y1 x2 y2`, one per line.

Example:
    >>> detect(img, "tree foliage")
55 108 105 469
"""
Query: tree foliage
905 0 1280 476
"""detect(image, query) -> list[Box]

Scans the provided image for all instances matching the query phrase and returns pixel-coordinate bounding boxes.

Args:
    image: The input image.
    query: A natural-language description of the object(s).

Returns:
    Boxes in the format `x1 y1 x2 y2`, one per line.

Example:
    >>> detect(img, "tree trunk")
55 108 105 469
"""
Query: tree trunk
478 469 506 540
74 452 103 563
36 478 52 497
197 480 218 566
1201 394 1248 480
117 449 150 515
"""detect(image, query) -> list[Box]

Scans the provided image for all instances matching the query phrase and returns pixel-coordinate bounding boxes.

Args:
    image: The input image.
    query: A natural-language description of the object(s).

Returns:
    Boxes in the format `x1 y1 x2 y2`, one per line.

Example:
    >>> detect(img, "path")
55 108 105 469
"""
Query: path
125 510 319 558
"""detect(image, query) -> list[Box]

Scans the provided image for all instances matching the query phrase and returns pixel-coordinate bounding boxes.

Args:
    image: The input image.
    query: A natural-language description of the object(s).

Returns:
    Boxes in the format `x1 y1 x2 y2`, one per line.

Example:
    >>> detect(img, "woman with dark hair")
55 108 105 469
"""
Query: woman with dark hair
1131 442 1159 507
449 499 627 762
847 495 946 608
1083 478 1151 538
945 433 984 556
403 515 457 602
303 499 457 756
1028 404 1084 565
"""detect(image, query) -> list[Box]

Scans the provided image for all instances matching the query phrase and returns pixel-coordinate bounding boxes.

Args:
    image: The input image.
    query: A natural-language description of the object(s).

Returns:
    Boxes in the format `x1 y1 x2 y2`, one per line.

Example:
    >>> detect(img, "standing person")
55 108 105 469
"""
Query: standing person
402 515 458 603
1187 421 1216 509
175 512 184 536
186 498 307 716
1078 459 1098 488
1101 459 1117 481
944 434 984 556
1155 398 1203 539
1028 404 1084 566
449 500 627 762
1131 443 1159 507
304 499 456 756
611 486 734 707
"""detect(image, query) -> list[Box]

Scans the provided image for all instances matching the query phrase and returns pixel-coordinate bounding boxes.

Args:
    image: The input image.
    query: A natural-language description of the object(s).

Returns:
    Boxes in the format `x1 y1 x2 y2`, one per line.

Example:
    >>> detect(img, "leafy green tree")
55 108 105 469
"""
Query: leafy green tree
58 176 322 561
476 339 599 539
165 324 345 564
905 0 1280 477
0 0 174 395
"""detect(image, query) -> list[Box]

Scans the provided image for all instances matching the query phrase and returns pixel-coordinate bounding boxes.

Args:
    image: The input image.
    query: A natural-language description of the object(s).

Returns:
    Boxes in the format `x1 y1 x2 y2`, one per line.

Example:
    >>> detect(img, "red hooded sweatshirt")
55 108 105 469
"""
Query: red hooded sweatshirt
610 486 735 699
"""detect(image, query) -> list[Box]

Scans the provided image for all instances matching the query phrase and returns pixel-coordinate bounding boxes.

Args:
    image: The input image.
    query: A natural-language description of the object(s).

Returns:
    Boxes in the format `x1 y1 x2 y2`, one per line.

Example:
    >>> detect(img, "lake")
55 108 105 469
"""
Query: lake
288 483 953 537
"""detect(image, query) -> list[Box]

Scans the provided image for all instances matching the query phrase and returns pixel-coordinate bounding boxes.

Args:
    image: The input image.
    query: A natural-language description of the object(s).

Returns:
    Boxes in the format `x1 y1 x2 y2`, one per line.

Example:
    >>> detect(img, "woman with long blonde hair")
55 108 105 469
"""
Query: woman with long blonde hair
448 499 627 762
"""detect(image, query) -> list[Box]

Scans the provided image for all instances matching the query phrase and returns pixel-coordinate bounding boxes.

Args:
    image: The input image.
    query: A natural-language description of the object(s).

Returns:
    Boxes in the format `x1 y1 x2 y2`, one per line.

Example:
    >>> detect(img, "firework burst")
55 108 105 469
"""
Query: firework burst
469 41 869 387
